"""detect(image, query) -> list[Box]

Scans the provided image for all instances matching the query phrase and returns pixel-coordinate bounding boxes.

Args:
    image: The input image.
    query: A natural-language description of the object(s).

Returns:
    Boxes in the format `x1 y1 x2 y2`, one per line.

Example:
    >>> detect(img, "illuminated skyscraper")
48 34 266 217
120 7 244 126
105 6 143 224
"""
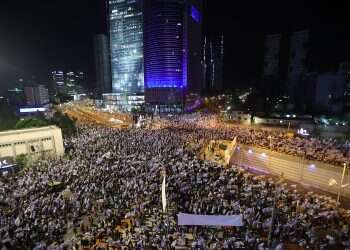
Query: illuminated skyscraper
108 0 144 94
107 0 202 112
143 0 202 111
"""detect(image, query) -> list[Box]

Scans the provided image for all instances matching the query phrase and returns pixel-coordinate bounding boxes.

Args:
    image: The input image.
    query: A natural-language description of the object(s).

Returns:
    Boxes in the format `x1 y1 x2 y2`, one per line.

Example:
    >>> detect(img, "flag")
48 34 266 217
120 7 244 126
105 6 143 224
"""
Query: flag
162 174 166 213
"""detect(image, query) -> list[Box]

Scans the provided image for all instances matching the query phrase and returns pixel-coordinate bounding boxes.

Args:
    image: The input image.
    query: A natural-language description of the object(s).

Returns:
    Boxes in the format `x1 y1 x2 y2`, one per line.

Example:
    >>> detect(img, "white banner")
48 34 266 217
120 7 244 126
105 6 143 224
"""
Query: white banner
162 175 166 212
178 213 243 227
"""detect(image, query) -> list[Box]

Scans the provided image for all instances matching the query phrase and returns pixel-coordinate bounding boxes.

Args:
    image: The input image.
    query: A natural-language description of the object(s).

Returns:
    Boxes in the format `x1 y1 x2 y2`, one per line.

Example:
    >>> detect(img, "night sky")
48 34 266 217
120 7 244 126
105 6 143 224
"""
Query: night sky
0 0 349 95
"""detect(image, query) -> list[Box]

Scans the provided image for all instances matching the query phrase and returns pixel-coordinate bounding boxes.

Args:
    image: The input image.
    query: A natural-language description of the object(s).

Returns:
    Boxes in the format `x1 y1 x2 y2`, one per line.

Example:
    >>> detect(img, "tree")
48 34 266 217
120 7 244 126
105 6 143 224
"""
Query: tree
15 154 28 168
15 118 49 129
50 111 77 137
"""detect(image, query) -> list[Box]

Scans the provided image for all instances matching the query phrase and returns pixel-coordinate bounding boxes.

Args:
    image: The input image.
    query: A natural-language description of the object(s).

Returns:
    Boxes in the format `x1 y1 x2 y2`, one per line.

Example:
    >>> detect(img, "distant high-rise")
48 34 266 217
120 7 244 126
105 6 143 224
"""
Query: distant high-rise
94 34 111 95
187 0 204 94
24 85 49 106
202 35 224 92
287 30 309 100
51 71 86 96
52 71 65 90
339 62 350 112
213 35 224 92
108 0 144 94
263 34 281 77
288 30 309 80
313 72 346 114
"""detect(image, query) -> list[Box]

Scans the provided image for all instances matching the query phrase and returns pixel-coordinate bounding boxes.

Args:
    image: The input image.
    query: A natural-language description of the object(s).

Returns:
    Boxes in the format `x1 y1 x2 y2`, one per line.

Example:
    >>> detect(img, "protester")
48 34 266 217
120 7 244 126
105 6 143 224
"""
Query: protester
0 113 349 250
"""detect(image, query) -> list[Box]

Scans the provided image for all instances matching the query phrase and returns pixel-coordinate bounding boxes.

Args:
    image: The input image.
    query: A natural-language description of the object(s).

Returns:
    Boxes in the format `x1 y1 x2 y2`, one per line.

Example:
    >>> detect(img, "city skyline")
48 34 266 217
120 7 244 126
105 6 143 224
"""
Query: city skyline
0 0 349 96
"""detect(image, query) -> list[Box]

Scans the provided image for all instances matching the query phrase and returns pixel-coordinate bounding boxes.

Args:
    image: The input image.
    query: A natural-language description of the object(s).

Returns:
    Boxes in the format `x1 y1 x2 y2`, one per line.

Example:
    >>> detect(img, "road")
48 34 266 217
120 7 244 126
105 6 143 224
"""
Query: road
60 102 132 129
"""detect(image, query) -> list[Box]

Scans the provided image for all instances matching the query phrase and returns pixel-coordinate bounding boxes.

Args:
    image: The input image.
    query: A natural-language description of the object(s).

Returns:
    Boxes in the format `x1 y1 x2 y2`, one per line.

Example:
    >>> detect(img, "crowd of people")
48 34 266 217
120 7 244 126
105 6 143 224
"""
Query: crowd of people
0 113 350 250
162 114 350 166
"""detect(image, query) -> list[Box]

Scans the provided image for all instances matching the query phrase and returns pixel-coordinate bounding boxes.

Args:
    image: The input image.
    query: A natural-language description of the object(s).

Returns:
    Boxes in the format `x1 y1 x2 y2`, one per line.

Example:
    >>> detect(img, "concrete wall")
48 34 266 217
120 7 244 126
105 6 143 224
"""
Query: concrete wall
0 126 64 159
231 145 350 197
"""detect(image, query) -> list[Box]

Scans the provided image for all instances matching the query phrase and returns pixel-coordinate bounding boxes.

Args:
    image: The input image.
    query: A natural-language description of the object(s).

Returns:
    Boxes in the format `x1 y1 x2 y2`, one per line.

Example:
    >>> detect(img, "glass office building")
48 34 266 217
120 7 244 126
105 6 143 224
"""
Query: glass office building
109 0 144 94
143 0 188 110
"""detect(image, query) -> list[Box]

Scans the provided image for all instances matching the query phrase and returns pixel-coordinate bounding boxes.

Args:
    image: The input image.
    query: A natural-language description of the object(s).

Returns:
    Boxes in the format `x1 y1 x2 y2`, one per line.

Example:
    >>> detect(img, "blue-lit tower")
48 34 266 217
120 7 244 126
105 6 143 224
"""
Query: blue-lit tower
108 0 144 94
143 0 202 112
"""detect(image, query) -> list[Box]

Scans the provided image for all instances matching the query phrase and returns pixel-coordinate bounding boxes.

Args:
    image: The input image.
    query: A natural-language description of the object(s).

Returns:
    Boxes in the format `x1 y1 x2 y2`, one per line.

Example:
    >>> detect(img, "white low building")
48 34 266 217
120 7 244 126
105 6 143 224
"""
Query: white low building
0 126 64 159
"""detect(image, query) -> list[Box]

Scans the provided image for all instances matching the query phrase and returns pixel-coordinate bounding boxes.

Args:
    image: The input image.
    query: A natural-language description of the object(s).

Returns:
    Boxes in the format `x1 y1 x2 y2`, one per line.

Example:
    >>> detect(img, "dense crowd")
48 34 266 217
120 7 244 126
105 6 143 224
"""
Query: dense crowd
162 114 350 166
0 113 350 250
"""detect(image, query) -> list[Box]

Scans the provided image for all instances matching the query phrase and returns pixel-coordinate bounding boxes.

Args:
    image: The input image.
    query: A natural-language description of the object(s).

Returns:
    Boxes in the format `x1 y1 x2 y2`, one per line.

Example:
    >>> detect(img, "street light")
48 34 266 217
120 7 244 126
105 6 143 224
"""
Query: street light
328 163 349 207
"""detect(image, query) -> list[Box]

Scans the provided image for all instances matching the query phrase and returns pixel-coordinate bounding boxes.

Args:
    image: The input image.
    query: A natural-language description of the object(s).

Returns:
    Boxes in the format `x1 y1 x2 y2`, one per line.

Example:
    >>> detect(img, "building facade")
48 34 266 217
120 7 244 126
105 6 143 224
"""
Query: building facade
187 0 203 94
313 72 346 114
143 0 188 110
0 126 64 159
201 35 224 93
107 0 202 112
94 34 112 95
109 0 144 94
287 30 309 98
52 71 65 89
24 85 50 106
51 71 86 96
339 62 350 112
263 34 281 77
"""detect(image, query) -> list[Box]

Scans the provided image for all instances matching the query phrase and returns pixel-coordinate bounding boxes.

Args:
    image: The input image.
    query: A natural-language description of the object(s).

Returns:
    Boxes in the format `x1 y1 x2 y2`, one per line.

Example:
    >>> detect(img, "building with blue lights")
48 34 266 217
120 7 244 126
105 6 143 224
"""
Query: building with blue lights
107 0 202 112
108 0 144 95
143 0 203 111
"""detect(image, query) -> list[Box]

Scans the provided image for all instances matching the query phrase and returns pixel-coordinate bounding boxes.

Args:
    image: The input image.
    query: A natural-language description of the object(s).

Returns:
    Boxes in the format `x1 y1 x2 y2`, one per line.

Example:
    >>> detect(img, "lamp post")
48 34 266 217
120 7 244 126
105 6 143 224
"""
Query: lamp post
329 162 349 208
268 135 272 169
337 163 349 207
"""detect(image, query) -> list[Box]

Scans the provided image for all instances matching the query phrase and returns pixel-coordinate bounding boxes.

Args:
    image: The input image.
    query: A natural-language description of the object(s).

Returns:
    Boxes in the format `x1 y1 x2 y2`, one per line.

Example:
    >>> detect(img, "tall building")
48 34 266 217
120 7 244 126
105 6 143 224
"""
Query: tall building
263 34 281 77
94 34 112 95
107 0 202 112
143 0 188 110
187 0 204 94
313 72 346 114
213 35 224 92
24 85 50 106
287 30 309 98
339 62 350 112
52 71 65 90
109 0 144 94
7 88 25 106
51 71 86 96
202 35 224 92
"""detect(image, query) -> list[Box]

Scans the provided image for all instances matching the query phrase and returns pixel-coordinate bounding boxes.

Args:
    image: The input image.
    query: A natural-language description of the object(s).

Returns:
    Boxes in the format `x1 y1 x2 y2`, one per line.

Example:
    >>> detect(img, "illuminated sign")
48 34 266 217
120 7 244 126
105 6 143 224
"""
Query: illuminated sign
20 107 46 113
191 5 201 23
0 157 15 169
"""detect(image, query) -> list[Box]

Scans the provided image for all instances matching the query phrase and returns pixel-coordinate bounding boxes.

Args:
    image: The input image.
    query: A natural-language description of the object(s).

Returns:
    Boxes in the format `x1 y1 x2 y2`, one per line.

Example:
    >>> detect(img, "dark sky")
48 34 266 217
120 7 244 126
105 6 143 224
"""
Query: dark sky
0 0 349 95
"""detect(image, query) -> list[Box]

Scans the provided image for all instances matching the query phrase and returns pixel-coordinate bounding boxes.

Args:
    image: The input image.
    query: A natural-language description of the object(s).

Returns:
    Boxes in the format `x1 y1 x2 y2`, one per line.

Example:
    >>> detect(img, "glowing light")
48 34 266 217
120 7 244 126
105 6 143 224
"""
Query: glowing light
297 128 310 136
308 164 316 171
261 153 267 157
191 5 201 23
248 149 253 154
20 107 46 113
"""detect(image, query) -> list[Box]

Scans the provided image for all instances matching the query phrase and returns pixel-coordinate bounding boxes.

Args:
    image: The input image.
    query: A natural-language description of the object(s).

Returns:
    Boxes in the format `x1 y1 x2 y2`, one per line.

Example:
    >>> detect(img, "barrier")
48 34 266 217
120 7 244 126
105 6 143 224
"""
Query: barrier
231 145 350 197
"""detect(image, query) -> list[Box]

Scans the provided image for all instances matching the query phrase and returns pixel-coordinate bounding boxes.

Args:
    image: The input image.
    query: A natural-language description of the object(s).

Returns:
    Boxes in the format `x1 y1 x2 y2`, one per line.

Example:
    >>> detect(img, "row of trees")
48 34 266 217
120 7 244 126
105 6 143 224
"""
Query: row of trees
14 111 77 137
